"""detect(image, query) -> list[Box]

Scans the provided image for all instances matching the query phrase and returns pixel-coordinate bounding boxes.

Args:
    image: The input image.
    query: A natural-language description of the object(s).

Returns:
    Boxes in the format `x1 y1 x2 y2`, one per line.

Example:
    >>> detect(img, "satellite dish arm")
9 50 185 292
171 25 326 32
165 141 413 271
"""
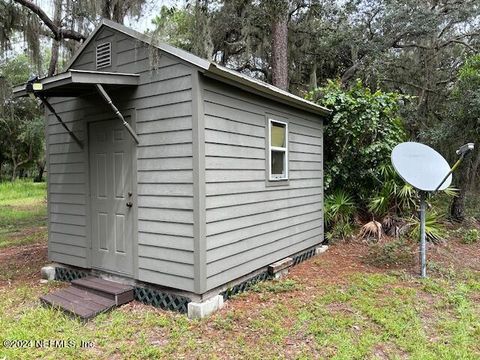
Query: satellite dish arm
434 143 475 192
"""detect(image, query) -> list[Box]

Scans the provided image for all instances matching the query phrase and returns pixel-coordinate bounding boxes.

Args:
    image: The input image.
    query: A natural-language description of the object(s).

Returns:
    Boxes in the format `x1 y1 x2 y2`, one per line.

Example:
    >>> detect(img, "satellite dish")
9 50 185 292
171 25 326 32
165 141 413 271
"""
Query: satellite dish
391 141 474 278
391 142 452 191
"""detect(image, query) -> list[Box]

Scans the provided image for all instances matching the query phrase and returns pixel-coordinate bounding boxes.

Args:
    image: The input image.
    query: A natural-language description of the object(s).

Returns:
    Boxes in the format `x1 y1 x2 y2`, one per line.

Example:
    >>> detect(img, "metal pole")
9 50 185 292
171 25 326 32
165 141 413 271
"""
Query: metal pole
419 191 427 278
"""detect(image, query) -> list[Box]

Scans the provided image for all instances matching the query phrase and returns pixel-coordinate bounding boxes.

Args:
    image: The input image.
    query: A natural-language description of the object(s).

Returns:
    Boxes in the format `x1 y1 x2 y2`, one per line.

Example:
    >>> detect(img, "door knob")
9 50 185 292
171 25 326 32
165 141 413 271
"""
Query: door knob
126 201 133 208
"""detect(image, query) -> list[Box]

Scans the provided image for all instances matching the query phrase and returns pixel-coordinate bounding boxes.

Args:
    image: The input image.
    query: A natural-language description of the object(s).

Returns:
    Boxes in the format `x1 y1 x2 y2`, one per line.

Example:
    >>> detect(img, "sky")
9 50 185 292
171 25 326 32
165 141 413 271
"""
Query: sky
33 0 182 33
2 0 183 63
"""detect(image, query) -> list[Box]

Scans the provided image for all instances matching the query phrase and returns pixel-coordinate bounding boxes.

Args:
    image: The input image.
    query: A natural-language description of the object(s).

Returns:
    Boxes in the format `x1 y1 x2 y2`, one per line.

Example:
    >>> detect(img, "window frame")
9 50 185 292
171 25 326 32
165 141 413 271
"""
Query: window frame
268 118 289 181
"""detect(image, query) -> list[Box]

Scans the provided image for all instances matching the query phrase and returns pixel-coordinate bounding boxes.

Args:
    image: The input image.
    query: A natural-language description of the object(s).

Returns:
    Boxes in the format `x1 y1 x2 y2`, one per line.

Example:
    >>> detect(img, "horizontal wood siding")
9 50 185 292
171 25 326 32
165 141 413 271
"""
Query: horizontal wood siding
51 27 196 291
115 34 195 292
46 100 88 268
202 77 324 291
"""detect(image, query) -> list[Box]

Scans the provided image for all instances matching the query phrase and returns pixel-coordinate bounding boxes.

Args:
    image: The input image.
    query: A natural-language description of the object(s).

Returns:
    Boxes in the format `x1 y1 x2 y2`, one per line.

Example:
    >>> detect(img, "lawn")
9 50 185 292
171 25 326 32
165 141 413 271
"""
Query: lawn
0 180 47 248
0 181 479 359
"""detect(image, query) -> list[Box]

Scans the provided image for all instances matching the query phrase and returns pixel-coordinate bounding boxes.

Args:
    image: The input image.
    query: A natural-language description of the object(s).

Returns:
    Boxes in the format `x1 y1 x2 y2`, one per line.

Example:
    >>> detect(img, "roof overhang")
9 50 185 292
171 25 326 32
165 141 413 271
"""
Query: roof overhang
64 19 331 118
12 69 139 98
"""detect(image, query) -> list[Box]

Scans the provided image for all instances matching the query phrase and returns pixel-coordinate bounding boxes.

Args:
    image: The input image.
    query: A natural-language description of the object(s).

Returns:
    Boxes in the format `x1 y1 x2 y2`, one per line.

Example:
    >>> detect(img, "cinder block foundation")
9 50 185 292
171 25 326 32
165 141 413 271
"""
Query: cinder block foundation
315 245 329 255
188 295 224 319
40 265 56 281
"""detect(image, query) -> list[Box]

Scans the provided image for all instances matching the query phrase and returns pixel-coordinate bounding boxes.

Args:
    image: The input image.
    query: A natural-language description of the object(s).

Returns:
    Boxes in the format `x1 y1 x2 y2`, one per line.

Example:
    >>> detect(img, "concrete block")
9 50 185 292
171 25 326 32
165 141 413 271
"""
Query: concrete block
41 266 56 281
274 268 289 279
315 245 329 255
188 295 224 319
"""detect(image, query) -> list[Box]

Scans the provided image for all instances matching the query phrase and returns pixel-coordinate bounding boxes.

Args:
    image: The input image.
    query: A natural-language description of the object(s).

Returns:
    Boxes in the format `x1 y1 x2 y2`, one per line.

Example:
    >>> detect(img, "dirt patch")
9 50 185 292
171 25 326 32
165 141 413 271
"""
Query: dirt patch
428 237 480 272
289 242 378 286
0 242 47 286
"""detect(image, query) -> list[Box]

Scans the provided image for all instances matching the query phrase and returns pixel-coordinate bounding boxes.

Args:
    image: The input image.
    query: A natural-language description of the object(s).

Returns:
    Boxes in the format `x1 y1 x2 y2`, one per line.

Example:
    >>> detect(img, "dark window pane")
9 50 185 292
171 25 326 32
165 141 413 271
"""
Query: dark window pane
271 150 285 176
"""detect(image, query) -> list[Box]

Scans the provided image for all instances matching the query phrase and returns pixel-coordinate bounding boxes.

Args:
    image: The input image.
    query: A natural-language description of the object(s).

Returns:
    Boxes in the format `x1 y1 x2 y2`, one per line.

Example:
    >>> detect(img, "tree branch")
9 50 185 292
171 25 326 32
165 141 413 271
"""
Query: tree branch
13 0 86 42
381 78 438 93
288 1 307 22
235 63 268 78
438 39 477 52
392 42 431 50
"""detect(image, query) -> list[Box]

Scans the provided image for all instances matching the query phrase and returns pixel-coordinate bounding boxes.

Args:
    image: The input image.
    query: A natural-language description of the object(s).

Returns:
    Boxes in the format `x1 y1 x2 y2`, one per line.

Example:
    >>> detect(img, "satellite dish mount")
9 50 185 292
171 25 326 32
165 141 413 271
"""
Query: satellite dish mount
391 142 474 278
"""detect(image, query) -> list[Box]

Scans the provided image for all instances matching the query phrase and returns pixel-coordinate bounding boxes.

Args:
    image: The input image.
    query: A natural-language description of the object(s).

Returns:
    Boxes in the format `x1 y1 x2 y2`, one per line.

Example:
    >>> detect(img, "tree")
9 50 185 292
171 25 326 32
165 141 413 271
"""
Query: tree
2 0 148 77
267 0 289 90
439 55 480 221
151 1 212 59
307 80 407 205
0 54 44 180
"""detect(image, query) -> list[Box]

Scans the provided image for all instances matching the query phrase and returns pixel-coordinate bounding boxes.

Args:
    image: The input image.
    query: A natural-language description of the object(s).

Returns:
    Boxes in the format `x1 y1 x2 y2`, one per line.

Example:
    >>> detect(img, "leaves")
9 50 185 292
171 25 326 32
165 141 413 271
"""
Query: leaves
309 80 407 205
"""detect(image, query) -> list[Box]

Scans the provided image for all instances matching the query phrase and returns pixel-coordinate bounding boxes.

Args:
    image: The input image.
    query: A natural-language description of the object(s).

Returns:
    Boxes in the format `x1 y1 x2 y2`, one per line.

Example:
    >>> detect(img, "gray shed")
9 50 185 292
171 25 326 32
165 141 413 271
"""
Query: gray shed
14 20 330 303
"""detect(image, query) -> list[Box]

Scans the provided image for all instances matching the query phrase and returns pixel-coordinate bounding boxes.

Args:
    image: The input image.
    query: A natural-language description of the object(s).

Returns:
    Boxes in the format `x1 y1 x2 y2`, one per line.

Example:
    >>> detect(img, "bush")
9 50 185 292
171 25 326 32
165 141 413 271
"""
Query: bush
461 229 479 244
324 190 356 242
326 221 355 244
408 211 446 243
307 80 407 205
365 239 415 267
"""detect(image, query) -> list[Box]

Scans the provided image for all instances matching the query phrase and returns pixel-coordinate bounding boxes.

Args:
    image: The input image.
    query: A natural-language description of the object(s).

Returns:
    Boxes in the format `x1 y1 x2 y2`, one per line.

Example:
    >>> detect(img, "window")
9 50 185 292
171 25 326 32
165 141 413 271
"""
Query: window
268 119 288 180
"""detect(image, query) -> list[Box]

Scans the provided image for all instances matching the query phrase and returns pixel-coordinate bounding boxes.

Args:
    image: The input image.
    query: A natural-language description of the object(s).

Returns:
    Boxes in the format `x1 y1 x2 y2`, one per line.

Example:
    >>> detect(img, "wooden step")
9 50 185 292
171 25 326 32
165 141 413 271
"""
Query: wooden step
40 287 116 320
71 276 134 305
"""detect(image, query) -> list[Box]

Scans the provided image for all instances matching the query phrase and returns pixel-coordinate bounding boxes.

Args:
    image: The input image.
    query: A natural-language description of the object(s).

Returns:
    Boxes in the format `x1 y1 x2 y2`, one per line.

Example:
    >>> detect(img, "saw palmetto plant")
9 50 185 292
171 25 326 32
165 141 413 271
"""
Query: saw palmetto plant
324 190 356 241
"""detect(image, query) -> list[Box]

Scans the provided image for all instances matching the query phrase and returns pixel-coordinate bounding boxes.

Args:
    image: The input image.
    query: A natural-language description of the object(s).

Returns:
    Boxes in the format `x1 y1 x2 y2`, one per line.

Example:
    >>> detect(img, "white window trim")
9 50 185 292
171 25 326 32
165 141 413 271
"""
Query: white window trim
268 118 288 181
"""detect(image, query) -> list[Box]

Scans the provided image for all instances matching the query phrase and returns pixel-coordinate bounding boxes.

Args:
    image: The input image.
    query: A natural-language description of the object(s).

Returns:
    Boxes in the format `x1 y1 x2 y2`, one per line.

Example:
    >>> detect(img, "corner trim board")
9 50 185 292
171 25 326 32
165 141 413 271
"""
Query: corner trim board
192 70 207 294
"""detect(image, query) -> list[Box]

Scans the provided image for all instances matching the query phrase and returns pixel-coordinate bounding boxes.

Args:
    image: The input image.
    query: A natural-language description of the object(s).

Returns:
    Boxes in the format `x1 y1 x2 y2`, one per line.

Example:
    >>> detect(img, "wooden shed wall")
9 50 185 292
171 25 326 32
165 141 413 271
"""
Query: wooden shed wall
47 97 89 269
202 77 324 291
48 27 197 291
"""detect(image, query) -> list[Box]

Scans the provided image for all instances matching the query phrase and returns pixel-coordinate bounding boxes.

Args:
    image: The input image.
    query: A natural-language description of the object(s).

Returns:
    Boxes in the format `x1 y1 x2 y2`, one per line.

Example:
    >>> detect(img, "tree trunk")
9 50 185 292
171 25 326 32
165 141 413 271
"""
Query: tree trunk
271 10 288 90
113 3 124 24
309 64 317 90
469 151 480 191
47 0 62 76
102 0 112 20
450 163 469 222
11 161 17 181
34 158 45 182
450 186 466 222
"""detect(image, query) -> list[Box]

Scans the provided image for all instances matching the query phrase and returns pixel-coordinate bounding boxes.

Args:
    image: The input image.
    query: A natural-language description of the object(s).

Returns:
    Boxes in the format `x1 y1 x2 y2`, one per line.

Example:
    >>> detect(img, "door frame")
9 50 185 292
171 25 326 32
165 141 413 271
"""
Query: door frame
84 108 138 278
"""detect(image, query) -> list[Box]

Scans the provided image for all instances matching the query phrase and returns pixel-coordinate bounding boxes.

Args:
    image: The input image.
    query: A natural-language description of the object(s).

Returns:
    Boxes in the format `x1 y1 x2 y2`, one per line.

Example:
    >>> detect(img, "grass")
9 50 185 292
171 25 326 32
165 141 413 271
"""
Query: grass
0 180 47 248
0 270 478 359
0 180 479 358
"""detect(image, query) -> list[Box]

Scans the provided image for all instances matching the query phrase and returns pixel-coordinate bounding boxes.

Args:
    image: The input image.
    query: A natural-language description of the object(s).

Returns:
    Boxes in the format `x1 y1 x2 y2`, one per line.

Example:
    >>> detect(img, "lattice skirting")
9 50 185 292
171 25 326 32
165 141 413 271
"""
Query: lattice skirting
292 247 317 265
55 267 88 282
52 245 320 313
220 271 273 301
134 287 191 313
220 245 320 301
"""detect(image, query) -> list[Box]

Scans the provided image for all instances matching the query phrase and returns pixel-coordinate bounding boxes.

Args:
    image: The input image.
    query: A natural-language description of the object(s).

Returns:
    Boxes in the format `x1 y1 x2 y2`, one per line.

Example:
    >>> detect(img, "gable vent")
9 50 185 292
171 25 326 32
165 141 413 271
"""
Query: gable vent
96 42 111 69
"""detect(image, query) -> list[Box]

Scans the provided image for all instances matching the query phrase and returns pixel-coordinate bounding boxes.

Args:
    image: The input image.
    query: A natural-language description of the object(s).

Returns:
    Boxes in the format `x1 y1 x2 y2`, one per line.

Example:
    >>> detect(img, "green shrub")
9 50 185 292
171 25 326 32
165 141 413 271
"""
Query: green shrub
365 239 415 267
307 80 407 205
326 221 355 243
324 190 355 226
324 190 356 242
408 211 446 243
461 229 479 244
